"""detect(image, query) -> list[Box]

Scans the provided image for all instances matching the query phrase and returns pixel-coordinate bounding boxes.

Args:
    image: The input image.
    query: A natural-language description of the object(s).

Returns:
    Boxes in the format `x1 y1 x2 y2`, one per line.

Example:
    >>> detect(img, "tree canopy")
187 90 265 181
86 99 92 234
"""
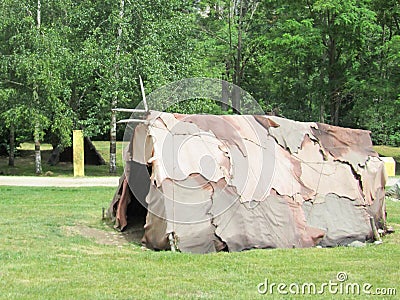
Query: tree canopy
1 0 400 171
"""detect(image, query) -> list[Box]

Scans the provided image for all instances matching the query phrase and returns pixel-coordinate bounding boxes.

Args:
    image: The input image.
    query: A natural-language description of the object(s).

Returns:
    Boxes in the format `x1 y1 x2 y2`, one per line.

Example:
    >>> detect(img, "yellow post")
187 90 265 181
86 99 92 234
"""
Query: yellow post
73 130 84 177
380 157 396 177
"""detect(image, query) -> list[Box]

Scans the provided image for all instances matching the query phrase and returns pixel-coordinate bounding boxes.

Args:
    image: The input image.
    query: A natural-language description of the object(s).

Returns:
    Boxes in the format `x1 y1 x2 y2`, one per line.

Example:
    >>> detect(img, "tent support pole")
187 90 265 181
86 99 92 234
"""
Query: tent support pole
117 119 148 124
168 232 176 252
370 216 382 242
112 108 147 113
139 75 149 112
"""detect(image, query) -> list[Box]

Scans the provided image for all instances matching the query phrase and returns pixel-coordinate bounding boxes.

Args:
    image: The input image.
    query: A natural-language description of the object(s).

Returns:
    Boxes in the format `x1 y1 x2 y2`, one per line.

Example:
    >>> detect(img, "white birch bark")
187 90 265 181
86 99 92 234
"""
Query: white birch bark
34 0 42 174
109 0 125 173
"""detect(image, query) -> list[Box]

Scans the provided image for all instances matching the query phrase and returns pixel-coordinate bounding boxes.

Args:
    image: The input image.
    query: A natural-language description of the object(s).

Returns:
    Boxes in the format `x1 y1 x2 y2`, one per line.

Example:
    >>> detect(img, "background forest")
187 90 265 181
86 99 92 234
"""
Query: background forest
1 0 400 172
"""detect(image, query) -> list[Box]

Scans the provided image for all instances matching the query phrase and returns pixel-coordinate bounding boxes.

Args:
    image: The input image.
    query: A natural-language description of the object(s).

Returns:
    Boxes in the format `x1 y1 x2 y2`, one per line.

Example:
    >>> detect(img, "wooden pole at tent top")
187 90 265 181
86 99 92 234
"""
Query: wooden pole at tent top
139 75 149 112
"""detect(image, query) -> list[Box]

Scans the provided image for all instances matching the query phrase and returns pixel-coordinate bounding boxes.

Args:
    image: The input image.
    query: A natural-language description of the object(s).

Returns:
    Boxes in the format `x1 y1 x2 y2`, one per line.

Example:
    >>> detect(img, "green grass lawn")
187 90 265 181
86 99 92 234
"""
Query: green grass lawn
0 141 124 177
0 186 399 299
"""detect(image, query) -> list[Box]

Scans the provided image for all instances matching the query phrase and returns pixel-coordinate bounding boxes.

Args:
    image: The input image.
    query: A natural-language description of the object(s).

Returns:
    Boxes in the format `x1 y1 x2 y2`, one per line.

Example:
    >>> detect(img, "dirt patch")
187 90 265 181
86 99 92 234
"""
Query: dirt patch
63 224 144 246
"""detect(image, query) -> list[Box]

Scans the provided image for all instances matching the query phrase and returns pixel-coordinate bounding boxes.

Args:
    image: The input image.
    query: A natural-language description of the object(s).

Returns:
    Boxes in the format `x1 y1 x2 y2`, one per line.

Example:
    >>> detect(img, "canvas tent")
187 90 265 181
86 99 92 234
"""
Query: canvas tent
108 111 387 253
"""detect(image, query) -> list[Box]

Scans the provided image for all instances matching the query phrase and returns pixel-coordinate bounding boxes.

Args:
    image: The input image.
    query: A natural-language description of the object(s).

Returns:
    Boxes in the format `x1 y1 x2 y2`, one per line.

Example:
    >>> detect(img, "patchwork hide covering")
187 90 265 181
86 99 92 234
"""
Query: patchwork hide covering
108 111 387 253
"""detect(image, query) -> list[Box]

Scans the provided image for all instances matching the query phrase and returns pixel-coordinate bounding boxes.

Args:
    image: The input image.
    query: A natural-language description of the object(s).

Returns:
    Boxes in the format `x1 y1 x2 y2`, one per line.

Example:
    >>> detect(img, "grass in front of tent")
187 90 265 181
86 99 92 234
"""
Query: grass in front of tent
0 186 399 299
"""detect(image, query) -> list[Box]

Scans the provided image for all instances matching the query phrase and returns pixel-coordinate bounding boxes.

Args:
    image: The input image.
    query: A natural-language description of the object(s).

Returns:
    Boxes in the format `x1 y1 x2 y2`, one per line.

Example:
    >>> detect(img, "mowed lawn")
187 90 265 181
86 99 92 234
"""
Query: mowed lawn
0 186 399 299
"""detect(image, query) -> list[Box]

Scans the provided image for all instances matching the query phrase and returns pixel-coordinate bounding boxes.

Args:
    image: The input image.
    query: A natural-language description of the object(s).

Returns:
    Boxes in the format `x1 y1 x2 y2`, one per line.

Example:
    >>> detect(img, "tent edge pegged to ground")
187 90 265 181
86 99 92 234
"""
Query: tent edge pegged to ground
107 111 387 253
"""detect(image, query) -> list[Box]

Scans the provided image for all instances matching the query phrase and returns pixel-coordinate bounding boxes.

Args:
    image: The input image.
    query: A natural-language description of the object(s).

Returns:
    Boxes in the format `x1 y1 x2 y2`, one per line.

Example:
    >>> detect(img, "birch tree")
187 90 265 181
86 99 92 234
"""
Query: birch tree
109 0 125 174
1 0 74 173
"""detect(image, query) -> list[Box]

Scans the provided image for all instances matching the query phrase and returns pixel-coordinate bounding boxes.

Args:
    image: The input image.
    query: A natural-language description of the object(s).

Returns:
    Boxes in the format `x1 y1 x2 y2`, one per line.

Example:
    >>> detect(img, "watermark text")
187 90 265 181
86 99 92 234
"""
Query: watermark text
257 272 396 296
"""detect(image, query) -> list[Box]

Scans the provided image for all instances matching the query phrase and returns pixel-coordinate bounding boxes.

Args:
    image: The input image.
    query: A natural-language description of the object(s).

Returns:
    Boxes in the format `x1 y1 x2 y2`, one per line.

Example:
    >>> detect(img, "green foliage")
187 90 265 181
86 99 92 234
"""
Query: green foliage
2 0 400 158
166 99 229 115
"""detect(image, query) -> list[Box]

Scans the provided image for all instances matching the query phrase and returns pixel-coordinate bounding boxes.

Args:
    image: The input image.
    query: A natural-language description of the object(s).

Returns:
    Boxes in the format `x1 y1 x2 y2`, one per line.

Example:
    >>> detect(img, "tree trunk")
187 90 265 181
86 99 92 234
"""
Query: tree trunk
34 122 42 174
232 0 243 114
333 97 341 125
325 11 343 126
329 92 335 124
37 0 41 28
109 110 117 173
33 87 42 174
109 0 124 174
319 102 325 123
327 41 340 125
33 0 42 175
8 123 15 167
221 76 230 111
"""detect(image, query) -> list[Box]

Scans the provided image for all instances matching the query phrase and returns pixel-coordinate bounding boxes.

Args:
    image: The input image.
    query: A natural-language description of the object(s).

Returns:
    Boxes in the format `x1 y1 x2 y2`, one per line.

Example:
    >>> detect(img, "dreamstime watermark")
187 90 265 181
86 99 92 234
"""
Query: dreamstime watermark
257 272 397 296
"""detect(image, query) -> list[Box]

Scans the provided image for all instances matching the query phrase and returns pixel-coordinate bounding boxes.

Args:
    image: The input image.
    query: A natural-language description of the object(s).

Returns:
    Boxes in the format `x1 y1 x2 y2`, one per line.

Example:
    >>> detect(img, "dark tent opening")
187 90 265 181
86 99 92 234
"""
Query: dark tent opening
48 136 106 166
